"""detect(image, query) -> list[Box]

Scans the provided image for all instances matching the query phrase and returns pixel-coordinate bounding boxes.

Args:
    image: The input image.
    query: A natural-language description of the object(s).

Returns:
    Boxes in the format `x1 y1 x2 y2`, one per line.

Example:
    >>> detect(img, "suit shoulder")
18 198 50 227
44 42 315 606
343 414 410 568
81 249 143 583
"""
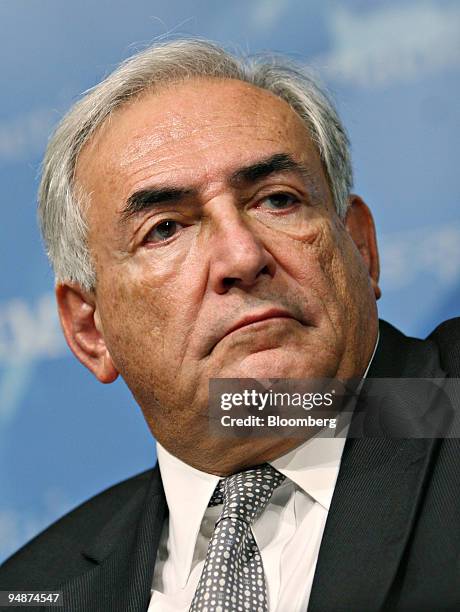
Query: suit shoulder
374 319 443 377
0 468 156 588
427 317 460 344
427 317 460 375
375 318 460 378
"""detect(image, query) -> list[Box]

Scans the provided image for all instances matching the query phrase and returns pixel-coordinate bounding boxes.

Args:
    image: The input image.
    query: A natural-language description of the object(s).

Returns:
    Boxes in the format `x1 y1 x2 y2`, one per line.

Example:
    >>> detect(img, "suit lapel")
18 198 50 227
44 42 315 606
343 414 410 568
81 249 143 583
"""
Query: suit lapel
308 437 438 612
308 321 444 612
60 466 167 612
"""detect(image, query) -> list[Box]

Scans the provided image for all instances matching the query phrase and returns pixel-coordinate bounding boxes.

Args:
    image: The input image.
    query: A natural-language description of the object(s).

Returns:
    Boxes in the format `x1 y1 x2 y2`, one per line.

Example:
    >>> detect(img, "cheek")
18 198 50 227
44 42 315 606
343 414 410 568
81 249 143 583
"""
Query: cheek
271 219 366 334
272 220 343 301
322 222 375 329
96 250 205 371
96 273 169 372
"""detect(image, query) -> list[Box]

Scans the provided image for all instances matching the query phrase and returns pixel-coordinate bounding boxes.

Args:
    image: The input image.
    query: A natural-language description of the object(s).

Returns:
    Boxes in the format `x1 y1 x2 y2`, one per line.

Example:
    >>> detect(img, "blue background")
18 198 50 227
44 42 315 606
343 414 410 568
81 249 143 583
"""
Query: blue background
1 0 459 562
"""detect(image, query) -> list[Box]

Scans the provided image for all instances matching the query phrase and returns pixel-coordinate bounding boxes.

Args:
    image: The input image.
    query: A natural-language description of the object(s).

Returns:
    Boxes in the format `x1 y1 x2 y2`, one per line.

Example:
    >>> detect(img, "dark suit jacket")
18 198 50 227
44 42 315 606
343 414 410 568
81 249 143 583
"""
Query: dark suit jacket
1 319 459 612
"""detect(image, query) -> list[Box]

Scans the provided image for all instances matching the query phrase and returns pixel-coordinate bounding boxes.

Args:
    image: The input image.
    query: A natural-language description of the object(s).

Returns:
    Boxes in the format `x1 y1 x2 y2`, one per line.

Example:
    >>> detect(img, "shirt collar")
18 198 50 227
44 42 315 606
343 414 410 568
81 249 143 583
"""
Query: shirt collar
270 436 346 510
157 433 345 594
156 435 342 588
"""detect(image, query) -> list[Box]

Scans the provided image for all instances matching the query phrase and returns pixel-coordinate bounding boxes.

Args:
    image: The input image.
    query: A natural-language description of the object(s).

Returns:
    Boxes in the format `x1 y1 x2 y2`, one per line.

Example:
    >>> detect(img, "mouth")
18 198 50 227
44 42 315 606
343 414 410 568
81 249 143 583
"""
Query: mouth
226 309 296 336
208 307 298 354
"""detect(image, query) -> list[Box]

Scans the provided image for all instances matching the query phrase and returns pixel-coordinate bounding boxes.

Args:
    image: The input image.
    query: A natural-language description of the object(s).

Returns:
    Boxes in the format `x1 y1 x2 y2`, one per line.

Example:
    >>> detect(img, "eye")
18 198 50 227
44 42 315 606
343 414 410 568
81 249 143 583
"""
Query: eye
144 220 183 244
259 192 299 211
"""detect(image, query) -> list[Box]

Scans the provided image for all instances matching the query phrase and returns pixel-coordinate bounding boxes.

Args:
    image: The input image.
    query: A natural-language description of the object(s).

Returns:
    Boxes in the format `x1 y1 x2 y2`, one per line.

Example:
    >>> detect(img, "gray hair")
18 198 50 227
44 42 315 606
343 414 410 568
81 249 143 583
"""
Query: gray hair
39 38 353 290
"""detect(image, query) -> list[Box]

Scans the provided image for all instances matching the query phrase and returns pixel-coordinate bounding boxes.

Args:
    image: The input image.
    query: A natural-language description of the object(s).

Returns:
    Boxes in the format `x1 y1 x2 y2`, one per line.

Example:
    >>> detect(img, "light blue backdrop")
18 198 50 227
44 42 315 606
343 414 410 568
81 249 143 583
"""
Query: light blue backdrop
1 0 459 562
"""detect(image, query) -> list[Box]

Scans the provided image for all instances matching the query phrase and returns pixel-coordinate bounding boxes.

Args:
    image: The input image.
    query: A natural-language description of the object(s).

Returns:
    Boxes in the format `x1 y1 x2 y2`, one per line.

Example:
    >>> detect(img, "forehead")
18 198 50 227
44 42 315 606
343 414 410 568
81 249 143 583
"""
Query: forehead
76 78 323 213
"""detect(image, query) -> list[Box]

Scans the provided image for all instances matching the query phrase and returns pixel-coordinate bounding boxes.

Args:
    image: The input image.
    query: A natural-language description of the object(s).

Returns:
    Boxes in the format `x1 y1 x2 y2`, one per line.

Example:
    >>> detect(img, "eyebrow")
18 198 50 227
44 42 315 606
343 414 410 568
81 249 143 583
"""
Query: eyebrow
229 153 310 186
120 187 196 224
119 153 310 224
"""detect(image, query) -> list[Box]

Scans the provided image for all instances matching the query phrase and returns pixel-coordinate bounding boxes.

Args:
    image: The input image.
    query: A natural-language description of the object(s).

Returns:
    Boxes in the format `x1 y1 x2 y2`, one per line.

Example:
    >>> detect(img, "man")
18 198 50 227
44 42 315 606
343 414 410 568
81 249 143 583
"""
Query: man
0 39 458 612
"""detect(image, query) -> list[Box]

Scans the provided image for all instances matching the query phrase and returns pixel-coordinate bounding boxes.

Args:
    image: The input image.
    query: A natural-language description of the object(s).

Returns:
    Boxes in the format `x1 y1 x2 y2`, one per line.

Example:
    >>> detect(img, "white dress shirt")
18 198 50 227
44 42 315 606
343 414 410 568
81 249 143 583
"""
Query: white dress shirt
149 337 378 611
149 435 346 612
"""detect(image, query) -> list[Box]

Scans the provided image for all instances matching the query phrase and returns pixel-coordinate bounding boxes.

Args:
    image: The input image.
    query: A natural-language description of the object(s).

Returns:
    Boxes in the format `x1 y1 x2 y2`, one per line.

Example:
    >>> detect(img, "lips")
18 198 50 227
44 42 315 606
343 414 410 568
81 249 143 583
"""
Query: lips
225 308 295 337
205 307 298 354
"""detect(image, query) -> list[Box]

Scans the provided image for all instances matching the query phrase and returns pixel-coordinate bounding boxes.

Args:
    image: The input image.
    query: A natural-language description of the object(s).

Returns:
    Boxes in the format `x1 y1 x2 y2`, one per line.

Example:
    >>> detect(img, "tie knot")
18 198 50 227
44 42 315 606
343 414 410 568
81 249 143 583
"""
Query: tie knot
209 464 285 525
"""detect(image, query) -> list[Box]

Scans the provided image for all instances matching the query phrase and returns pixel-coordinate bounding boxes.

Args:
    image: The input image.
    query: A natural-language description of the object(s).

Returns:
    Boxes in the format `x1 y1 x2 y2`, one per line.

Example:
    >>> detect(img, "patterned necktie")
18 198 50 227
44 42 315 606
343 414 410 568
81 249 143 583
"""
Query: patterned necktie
190 464 285 612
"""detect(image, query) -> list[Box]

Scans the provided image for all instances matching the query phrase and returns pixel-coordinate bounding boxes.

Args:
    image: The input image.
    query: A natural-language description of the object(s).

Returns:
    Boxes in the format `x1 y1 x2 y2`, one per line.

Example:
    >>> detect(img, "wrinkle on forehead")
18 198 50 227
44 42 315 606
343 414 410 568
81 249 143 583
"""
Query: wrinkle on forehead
116 132 302 195
118 121 288 171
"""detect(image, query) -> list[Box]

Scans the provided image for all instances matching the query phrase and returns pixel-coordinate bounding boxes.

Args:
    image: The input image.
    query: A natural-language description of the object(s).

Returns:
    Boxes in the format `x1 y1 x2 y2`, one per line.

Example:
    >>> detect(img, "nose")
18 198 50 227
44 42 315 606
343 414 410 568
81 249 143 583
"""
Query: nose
207 206 276 294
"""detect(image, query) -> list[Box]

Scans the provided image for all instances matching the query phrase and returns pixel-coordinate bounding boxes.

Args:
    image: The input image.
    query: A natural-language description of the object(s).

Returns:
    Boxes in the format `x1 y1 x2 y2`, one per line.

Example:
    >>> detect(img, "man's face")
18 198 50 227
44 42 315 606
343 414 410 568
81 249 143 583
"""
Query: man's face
72 78 379 473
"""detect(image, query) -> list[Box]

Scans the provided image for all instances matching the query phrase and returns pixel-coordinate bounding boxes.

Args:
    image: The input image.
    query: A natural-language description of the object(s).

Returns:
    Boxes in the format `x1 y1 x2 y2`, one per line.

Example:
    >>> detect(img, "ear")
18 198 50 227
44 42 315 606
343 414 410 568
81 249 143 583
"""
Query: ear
344 195 381 300
56 283 119 383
